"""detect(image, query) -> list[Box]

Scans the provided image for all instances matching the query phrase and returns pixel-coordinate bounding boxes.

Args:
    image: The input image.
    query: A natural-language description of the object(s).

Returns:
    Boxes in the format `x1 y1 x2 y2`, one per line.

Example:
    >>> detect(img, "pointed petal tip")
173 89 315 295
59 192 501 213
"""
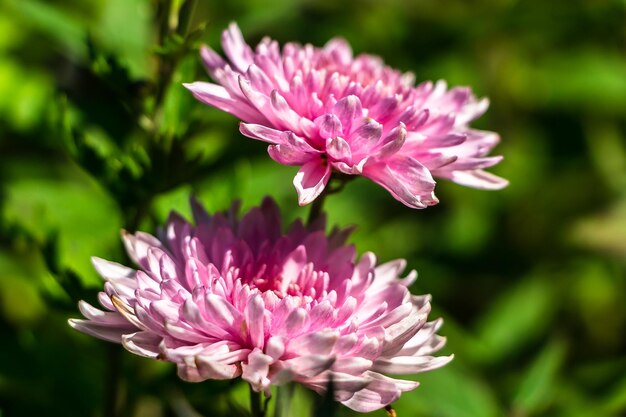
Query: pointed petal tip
293 161 331 206
90 255 103 265
491 176 509 189
437 354 455 368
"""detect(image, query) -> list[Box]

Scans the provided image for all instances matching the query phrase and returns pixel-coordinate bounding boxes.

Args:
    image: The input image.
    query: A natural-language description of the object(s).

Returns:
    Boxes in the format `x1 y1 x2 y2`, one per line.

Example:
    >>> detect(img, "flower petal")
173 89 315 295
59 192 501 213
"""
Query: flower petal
245 294 266 348
183 82 264 123
293 160 331 206
435 169 509 190
200 45 226 71
364 157 438 209
221 22 254 72
121 331 161 358
373 354 453 374
283 354 336 378
242 348 274 391
340 372 419 412
315 113 343 139
333 95 363 134
326 137 352 162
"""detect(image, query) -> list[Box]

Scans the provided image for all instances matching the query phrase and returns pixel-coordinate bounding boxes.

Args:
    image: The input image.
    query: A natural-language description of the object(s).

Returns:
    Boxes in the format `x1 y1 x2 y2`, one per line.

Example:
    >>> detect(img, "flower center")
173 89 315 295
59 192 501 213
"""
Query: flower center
238 262 326 300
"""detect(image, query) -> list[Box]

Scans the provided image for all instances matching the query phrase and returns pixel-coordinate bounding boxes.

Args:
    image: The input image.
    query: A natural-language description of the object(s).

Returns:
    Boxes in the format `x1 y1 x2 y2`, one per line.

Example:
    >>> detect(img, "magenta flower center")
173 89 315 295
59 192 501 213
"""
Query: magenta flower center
237 262 325 300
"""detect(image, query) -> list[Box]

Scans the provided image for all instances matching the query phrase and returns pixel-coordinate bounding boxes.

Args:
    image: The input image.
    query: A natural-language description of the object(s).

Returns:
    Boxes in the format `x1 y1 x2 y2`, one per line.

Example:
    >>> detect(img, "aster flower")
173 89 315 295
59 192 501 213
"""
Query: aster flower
185 23 508 209
69 198 451 412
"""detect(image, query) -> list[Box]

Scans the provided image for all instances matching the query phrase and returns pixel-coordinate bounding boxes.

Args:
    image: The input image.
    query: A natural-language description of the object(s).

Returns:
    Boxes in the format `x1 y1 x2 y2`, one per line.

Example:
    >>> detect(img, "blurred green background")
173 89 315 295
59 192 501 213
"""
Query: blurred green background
1 0 625 416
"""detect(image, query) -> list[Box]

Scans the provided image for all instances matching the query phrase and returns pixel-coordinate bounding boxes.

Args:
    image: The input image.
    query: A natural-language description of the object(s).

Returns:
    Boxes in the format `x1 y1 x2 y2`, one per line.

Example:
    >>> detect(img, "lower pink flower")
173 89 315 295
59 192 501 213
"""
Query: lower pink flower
69 198 451 412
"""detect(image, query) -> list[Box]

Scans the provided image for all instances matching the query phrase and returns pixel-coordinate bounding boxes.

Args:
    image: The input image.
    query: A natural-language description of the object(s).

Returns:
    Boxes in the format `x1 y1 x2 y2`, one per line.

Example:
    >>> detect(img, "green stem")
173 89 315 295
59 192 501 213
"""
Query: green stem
307 191 328 226
306 175 353 226
250 386 264 417
156 0 173 45
104 344 122 417
176 0 198 37
274 384 294 417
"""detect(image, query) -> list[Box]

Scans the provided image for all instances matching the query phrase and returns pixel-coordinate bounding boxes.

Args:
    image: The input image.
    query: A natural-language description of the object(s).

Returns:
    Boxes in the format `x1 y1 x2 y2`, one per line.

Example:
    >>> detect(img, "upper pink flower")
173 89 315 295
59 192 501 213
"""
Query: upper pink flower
69 198 451 412
185 23 507 208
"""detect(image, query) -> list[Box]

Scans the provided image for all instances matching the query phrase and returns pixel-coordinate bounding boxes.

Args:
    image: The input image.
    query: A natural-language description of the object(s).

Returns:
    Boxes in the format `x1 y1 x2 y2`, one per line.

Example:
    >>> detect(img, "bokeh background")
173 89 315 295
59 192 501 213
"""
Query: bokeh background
1 0 625 416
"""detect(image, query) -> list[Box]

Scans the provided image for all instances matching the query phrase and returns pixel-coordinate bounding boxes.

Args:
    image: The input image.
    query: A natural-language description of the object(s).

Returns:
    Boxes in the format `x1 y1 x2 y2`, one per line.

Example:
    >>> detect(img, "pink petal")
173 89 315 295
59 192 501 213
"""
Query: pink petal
183 82 264 123
315 113 343 139
373 354 453 374
283 354 336 378
204 294 241 328
323 38 353 65
241 348 274 391
176 344 249 382
373 260 407 286
332 357 374 375
436 169 509 189
326 137 352 162
284 307 309 338
245 294 266 348
377 123 407 158
397 320 444 354
266 335 286 360
77 300 129 325
67 318 134 343
270 90 304 132
348 118 383 151
421 132 467 148
363 157 438 209
443 155 504 170
289 329 339 356
200 45 226 71
91 257 135 283
121 331 161 358
111 295 144 329
221 22 254 72
267 139 320 165
340 372 419 412
239 123 286 144
293 160 331 206
304 371 371 397
456 97 489 125
182 299 232 340
246 64 274 95
333 95 363 134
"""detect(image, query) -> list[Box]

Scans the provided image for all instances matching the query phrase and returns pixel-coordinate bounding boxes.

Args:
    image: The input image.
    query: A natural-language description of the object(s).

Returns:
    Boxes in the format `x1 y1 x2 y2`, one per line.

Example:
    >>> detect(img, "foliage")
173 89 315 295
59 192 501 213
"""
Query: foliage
0 0 624 416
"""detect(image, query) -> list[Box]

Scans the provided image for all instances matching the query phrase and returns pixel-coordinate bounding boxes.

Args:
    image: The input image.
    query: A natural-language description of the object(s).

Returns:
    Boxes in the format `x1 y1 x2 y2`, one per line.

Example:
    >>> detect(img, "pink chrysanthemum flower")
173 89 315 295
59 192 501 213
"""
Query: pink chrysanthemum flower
185 24 507 208
69 198 451 412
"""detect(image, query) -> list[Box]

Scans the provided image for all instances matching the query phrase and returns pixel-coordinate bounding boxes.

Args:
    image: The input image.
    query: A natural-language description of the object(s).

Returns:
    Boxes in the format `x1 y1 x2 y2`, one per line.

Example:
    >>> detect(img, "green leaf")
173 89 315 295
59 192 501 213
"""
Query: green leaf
514 50 626 114
472 277 555 363
2 158 122 286
94 0 151 77
159 55 197 139
0 13 24 50
512 339 567 415
0 251 46 326
11 0 87 56
153 184 193 223
0 60 53 132
395 365 502 417
570 198 626 258
603 375 626 414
